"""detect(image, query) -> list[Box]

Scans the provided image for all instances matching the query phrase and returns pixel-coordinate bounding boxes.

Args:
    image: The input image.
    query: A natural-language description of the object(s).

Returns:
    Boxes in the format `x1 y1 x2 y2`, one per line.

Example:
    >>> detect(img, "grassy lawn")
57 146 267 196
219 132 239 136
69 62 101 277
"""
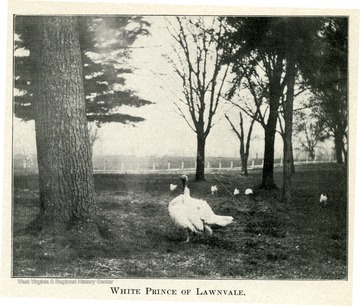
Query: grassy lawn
12 163 348 279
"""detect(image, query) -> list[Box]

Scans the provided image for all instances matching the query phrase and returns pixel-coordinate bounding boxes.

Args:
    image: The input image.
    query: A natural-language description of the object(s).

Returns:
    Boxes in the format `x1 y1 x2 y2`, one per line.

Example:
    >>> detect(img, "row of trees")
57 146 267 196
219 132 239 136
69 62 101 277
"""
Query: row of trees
168 16 347 203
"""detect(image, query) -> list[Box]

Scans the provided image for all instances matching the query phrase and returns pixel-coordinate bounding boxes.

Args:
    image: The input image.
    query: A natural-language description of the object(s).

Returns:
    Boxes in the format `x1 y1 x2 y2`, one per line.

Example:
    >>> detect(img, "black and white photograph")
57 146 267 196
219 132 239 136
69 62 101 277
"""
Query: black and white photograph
1 0 359 305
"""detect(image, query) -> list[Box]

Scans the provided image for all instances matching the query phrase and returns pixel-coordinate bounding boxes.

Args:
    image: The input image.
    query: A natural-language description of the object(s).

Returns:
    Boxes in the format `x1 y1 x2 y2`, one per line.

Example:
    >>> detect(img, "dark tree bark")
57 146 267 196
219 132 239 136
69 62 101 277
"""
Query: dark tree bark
282 56 296 203
261 68 283 189
195 133 206 180
334 131 345 164
262 125 277 189
240 142 249 176
30 16 106 238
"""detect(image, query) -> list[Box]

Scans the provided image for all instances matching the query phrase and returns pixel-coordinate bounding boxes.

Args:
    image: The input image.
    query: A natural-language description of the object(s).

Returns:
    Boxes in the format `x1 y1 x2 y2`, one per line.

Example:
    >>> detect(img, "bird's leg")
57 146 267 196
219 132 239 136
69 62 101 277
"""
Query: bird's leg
185 229 190 243
204 225 213 235
202 220 213 235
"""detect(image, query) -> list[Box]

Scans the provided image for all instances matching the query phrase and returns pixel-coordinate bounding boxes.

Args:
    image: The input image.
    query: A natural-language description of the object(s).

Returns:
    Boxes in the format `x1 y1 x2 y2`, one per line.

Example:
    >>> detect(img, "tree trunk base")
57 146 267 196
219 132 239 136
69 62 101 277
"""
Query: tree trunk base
259 183 278 190
27 212 118 240
25 212 121 262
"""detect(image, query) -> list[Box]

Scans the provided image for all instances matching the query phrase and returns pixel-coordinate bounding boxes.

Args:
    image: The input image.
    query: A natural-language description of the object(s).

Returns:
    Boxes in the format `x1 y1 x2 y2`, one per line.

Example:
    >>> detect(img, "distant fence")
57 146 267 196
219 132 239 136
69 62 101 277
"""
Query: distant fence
92 156 335 174
13 154 335 175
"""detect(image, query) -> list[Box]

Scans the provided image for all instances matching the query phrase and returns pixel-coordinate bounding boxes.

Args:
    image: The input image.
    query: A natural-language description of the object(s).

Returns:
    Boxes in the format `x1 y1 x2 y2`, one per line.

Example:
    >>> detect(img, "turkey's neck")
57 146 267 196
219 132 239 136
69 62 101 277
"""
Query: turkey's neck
183 186 190 197
181 178 189 195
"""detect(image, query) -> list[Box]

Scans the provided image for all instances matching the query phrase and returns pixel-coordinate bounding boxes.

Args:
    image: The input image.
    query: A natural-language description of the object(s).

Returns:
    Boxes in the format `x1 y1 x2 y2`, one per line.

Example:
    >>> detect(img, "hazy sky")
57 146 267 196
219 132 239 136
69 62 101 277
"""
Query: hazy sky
14 16 286 159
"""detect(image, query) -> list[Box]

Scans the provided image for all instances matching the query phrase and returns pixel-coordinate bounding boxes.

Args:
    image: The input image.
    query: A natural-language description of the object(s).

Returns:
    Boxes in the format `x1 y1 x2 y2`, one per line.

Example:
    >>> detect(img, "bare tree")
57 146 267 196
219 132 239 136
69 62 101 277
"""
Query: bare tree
293 108 327 160
166 17 230 181
225 112 256 176
224 55 284 189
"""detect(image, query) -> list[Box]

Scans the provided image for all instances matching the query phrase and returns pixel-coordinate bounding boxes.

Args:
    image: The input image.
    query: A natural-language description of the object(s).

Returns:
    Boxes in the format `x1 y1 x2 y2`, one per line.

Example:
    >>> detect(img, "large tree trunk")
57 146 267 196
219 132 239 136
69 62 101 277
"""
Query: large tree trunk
241 154 249 176
261 112 278 189
195 134 206 181
30 17 105 238
282 57 296 203
334 131 345 164
261 66 282 190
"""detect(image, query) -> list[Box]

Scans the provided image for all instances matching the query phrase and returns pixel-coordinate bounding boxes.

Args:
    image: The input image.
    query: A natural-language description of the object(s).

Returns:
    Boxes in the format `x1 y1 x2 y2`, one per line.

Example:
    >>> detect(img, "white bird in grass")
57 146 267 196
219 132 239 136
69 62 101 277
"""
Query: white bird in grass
320 194 328 206
233 188 240 196
170 184 178 191
245 188 253 195
168 175 234 242
211 185 218 195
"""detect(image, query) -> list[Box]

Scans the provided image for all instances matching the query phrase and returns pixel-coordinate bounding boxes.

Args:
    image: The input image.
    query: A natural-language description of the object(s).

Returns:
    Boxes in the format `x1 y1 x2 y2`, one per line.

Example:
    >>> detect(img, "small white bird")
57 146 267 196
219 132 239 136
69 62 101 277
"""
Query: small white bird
320 194 328 206
170 184 178 191
245 188 253 195
169 175 233 242
233 188 240 196
211 185 218 195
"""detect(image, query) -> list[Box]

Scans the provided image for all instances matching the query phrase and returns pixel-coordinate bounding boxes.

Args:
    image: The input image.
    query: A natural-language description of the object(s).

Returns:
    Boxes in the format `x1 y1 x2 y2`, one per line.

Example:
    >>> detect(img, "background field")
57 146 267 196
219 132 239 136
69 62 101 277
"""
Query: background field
13 163 347 279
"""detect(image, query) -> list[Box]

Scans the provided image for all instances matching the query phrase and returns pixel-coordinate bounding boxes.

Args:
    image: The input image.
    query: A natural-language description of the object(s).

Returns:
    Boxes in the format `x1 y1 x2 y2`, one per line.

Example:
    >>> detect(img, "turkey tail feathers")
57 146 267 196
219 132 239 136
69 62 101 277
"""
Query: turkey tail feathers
206 215 234 227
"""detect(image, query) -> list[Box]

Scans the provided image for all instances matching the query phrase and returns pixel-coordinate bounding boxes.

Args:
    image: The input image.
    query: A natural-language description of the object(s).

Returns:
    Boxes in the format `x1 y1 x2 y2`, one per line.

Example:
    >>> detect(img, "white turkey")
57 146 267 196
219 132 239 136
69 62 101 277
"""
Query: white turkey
170 184 177 191
233 188 240 196
168 175 234 242
245 188 253 195
211 185 218 195
320 193 328 206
